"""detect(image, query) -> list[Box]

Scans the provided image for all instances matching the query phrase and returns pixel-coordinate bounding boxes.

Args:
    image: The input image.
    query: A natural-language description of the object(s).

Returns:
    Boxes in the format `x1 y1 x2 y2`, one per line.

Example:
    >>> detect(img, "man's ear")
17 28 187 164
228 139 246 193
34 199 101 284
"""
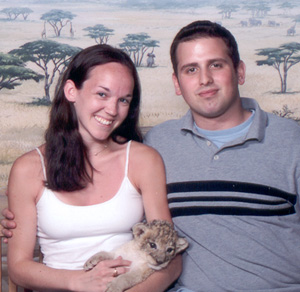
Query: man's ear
237 60 246 85
64 80 77 102
172 73 182 96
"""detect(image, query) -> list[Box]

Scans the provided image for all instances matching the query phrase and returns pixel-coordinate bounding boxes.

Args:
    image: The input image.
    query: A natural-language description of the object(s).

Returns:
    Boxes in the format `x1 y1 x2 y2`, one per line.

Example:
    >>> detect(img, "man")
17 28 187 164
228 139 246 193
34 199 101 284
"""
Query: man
144 20 300 291
2 21 300 291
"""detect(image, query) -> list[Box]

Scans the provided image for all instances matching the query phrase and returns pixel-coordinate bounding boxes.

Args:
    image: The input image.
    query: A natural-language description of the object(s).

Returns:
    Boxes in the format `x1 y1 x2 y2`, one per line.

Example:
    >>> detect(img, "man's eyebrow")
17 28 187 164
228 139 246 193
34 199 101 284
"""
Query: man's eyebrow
179 58 229 71
209 58 228 63
179 62 199 72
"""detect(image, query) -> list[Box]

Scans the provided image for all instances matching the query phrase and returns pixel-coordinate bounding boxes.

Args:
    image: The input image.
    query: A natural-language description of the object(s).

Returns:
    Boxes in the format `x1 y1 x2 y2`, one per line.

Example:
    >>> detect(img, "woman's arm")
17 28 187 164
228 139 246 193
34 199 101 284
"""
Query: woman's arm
130 142 171 222
7 151 131 292
128 142 183 291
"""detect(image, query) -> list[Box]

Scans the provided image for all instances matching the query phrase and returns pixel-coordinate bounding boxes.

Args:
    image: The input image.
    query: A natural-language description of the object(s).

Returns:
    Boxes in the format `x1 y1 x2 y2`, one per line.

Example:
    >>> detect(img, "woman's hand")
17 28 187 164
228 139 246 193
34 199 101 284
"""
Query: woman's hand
70 257 131 292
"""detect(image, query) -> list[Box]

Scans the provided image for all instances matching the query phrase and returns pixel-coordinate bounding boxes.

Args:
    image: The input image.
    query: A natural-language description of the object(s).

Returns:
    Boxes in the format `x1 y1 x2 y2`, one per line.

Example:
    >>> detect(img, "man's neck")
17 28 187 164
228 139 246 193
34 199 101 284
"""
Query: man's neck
193 102 252 131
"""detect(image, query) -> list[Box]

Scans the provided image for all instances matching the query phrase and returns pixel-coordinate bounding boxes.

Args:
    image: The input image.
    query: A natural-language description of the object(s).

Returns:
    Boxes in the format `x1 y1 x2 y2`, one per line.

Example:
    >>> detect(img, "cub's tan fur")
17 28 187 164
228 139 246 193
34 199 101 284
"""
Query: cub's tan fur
84 220 189 292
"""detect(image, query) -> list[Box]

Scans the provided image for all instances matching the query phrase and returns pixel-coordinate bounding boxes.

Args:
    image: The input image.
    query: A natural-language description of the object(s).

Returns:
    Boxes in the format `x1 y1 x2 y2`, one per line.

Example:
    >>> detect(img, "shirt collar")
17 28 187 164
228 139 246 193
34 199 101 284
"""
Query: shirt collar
180 97 268 142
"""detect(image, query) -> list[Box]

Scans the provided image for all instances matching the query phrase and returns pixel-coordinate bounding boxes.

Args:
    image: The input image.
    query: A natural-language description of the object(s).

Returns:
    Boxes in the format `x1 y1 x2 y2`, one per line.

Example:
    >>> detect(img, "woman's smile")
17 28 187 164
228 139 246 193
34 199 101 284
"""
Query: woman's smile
94 115 113 126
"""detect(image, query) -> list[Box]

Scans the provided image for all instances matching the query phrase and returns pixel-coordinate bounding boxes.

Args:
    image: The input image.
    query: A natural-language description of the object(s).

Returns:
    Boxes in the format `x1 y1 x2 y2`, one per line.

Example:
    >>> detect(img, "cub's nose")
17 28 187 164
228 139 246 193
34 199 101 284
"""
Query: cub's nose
155 256 166 265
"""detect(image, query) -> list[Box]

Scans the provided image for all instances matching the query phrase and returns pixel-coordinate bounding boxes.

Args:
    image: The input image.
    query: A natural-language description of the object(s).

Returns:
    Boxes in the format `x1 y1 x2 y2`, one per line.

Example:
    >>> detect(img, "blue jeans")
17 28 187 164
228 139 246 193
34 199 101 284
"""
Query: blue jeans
175 289 195 292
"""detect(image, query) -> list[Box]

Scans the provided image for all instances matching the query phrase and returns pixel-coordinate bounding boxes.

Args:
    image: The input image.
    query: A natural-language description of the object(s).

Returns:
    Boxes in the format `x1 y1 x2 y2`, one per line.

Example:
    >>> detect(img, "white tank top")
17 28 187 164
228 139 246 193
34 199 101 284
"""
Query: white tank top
36 141 144 270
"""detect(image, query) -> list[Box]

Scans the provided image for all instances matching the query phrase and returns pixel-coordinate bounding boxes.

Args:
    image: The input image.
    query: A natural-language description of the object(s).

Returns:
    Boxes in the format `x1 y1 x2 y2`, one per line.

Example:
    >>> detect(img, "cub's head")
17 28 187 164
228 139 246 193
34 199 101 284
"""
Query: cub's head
132 220 189 270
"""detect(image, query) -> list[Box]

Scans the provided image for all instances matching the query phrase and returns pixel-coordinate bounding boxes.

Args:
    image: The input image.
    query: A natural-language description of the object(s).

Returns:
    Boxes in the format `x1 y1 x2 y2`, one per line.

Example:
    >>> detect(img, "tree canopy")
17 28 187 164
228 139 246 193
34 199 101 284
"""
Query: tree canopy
217 3 239 19
83 24 114 44
0 53 43 91
256 42 300 93
243 1 271 18
9 40 81 102
0 7 33 20
278 2 296 15
119 33 159 67
41 9 76 37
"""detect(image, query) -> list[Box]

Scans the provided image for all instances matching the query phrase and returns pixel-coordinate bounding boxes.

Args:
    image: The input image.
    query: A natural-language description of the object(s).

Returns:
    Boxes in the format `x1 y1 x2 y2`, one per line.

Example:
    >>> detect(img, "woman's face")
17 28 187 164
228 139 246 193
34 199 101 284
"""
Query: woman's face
64 62 134 143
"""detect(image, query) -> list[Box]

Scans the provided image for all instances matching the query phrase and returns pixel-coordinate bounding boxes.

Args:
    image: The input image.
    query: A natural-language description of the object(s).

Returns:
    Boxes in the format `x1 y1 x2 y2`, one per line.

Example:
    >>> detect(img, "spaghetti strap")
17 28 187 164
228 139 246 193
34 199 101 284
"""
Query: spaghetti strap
35 148 47 180
125 141 131 176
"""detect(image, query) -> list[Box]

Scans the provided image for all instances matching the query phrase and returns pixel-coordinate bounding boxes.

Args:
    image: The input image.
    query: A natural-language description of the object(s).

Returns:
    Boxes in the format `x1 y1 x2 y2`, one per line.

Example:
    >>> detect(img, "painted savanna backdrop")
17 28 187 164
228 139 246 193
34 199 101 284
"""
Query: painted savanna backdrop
1 0 300 192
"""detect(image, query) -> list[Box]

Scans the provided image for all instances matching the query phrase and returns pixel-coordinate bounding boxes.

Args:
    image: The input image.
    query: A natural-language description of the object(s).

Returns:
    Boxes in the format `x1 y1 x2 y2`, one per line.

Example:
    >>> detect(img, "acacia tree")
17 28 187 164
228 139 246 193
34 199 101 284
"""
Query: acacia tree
41 9 76 37
217 3 239 19
0 7 33 20
119 33 159 67
19 7 33 20
0 8 18 20
0 53 43 91
9 40 81 103
256 42 300 93
278 2 296 15
83 24 114 44
243 1 271 17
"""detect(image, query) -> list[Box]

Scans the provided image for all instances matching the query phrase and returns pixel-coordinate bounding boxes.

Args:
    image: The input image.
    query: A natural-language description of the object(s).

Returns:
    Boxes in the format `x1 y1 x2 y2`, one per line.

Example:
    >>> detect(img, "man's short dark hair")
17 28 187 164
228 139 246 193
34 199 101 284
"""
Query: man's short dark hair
170 20 240 76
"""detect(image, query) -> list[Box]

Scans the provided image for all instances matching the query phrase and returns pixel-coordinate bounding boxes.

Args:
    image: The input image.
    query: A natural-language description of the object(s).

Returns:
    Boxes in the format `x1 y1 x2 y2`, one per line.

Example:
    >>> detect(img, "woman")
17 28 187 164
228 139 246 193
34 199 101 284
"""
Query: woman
6 44 181 291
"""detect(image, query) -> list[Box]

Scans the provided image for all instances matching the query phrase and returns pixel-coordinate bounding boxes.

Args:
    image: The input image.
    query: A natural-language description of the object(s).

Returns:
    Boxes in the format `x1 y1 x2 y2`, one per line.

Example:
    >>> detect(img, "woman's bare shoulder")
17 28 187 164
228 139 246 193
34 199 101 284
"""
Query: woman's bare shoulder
130 140 159 153
10 146 44 179
130 141 163 164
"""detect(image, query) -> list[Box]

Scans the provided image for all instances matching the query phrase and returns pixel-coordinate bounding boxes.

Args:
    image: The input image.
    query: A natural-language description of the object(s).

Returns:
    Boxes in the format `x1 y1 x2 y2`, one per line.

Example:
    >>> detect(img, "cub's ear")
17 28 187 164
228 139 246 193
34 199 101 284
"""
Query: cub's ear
176 237 189 254
132 222 148 238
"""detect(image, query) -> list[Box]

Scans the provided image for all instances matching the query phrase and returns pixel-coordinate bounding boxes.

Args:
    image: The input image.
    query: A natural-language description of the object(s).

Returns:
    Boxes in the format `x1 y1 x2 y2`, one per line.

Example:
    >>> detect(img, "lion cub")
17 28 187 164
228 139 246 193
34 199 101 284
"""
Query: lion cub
84 220 189 292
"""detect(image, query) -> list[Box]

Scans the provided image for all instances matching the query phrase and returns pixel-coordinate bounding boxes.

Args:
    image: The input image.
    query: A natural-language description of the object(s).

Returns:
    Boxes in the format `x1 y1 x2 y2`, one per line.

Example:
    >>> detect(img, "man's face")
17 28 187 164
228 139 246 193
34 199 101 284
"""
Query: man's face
172 37 246 130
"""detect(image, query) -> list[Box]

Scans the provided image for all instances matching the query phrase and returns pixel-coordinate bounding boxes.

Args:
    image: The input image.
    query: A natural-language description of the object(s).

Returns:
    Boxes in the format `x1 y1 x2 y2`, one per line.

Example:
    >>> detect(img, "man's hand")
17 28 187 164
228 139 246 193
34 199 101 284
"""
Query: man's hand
1 208 16 243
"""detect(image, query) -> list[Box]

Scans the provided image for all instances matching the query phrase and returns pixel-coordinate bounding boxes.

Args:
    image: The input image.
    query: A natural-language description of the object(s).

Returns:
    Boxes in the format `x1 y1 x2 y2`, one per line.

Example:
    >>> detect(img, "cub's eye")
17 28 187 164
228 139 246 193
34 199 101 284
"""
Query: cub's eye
167 247 174 253
149 242 157 249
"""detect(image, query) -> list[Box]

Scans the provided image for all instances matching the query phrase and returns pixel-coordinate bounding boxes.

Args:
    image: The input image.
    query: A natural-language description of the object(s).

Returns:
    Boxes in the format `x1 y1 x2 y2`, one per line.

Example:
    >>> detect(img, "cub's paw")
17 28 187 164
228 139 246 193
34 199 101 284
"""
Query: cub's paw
84 252 112 271
84 256 102 271
106 282 122 292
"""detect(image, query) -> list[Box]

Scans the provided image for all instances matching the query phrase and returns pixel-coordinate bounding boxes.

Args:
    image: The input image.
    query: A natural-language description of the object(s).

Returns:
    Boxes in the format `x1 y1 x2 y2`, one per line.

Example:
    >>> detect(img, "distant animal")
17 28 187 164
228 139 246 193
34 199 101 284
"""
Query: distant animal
268 20 280 27
287 24 296 36
147 53 156 67
69 21 75 38
41 21 46 39
84 220 189 292
240 20 248 27
249 18 262 27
